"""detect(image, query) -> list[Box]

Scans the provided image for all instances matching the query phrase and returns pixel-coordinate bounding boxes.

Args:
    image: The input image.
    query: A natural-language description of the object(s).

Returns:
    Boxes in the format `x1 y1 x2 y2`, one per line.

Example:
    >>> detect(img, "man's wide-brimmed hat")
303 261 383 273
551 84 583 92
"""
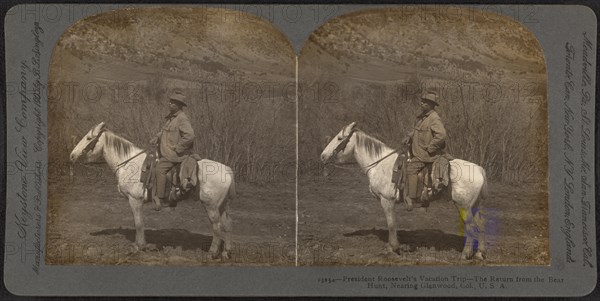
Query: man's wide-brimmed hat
169 91 187 107
421 92 439 106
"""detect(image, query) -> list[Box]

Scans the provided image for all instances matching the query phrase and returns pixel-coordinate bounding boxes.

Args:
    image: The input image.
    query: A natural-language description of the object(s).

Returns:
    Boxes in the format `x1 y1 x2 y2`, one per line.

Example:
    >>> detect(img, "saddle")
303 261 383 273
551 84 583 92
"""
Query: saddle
431 154 454 192
141 153 202 204
392 153 454 202
140 151 156 202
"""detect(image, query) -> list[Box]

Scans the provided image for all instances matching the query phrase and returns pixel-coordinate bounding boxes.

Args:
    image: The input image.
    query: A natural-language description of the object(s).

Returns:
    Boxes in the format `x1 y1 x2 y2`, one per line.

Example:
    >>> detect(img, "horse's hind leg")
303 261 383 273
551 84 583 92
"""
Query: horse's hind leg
206 206 223 259
473 209 486 260
380 197 400 253
219 202 233 259
459 207 475 260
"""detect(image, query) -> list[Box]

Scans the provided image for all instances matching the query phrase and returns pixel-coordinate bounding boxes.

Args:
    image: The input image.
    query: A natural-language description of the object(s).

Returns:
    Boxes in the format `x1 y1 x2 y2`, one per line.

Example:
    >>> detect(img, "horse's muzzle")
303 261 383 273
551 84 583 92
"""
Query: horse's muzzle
69 152 79 163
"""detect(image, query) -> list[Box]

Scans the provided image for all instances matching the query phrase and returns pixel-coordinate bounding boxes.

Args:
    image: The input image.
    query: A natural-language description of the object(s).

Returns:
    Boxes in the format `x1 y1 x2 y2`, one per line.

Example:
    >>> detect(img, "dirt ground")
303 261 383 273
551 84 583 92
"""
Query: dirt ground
47 164 549 267
46 164 296 266
298 168 550 266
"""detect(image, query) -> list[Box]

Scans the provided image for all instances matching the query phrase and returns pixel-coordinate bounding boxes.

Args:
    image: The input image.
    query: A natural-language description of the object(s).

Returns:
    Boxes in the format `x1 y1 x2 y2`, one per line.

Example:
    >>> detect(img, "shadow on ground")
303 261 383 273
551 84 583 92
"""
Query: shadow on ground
343 228 464 252
91 227 212 252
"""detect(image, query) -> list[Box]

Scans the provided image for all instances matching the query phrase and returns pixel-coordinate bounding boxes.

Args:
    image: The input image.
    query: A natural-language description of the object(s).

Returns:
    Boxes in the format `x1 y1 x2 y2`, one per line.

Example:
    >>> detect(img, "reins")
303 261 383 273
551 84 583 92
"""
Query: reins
324 128 398 175
363 149 398 174
114 150 147 171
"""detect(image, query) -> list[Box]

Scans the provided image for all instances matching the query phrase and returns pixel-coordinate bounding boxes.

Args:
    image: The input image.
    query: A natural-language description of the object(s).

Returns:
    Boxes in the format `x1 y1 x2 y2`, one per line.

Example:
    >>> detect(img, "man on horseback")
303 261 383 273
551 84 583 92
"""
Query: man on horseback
403 91 447 211
150 91 195 208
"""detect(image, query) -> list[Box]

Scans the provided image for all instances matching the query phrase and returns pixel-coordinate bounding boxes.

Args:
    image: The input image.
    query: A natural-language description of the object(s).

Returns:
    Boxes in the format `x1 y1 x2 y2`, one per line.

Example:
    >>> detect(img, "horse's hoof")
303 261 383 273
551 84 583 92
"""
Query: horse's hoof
387 244 401 254
132 243 148 254
461 252 474 261
154 205 162 211
221 251 230 260
210 252 220 260
144 243 158 252
406 204 413 211
474 251 485 261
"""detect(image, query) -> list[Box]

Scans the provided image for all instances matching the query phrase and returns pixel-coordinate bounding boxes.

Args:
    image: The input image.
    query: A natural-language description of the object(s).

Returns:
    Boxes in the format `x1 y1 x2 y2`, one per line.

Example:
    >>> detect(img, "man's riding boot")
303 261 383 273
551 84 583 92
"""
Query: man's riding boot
405 173 417 211
421 192 431 208
156 158 176 194
405 197 414 211
153 195 168 211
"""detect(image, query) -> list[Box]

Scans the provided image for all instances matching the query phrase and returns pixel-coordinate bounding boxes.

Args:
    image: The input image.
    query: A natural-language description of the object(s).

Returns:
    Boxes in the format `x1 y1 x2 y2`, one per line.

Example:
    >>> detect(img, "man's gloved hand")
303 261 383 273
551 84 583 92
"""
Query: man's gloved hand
149 137 158 145
402 137 411 146
426 145 438 155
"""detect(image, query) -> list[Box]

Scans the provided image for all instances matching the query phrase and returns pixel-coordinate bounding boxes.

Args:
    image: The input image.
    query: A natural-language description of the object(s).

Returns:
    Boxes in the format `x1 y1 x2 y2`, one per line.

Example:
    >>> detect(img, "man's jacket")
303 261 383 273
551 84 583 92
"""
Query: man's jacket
156 110 195 162
409 110 447 163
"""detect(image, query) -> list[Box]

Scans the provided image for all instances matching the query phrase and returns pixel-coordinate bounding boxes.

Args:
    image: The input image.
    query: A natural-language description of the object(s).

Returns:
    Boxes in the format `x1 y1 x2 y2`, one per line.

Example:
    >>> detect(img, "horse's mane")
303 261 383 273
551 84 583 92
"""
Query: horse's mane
104 131 135 158
355 130 388 159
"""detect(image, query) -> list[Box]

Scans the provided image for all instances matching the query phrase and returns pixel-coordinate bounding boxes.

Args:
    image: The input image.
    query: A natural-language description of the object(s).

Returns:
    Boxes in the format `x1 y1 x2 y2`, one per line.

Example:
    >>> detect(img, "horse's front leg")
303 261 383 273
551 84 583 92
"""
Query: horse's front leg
128 196 146 249
380 197 400 253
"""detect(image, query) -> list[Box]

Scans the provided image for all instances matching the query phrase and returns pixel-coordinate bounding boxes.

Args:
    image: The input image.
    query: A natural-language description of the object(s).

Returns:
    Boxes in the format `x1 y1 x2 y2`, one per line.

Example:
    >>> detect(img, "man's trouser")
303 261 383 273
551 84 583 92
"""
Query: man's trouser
406 161 427 199
155 158 177 199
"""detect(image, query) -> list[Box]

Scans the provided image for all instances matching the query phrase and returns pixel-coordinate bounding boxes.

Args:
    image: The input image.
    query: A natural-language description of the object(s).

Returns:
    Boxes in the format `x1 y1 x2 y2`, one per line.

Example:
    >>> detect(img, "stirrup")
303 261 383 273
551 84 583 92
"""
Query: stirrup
421 187 432 202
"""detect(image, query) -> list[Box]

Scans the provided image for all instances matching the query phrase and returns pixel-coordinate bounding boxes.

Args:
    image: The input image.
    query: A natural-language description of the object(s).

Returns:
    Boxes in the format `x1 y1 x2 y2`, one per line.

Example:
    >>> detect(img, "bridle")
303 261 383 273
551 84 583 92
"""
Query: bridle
323 128 357 165
323 128 398 174
83 127 106 155
80 127 146 172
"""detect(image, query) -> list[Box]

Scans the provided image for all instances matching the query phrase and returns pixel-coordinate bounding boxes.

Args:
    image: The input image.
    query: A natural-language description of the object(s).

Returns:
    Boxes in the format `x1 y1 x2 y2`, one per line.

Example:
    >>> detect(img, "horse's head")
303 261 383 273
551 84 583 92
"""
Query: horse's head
70 122 107 163
321 122 358 164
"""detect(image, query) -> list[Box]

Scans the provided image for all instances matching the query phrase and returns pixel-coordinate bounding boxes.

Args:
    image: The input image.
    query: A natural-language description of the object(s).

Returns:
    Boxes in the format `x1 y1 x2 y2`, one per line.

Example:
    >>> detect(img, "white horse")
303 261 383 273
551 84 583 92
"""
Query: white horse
321 122 487 260
70 122 235 259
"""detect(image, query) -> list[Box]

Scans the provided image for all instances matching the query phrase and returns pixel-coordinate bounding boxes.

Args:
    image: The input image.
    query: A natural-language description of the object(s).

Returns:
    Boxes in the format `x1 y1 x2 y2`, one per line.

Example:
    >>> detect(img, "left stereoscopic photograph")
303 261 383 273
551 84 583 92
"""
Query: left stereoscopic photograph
46 7 296 265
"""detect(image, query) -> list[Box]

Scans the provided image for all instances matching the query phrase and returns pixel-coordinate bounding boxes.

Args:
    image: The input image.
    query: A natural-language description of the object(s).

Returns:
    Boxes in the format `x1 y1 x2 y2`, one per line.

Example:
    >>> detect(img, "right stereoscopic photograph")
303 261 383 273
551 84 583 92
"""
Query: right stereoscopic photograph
298 7 549 266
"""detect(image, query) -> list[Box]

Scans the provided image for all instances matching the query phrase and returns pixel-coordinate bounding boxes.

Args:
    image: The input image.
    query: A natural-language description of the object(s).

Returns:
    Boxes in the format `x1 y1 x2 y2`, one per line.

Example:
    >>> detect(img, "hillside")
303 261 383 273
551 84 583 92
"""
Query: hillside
55 7 293 81
299 7 548 184
49 7 296 182
302 8 545 82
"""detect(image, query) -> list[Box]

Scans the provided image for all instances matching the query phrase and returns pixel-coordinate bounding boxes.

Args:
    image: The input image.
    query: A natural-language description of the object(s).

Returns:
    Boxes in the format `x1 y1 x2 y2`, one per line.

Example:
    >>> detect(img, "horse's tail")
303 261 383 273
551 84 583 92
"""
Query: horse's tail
228 176 237 200
479 166 488 200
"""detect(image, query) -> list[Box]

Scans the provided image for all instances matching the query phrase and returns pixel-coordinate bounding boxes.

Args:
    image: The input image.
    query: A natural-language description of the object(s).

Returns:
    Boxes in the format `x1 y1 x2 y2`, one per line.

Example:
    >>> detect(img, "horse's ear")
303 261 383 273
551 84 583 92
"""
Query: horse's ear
324 135 331 145
348 122 357 131
98 122 106 130
342 122 356 136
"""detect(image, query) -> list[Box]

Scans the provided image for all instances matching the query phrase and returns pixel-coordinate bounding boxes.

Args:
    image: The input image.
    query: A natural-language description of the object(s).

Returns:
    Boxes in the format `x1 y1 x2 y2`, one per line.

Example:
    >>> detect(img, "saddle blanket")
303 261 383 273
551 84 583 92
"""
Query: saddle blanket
392 153 454 193
140 153 202 202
